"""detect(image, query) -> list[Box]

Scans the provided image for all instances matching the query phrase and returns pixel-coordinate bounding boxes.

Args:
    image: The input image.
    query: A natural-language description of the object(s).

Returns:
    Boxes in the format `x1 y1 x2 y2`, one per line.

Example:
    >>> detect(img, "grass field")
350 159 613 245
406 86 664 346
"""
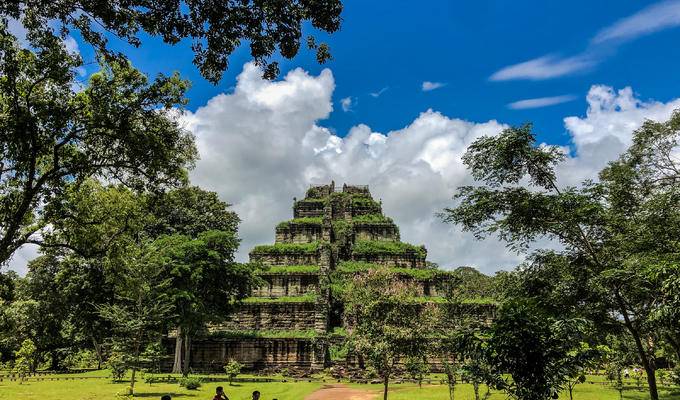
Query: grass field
0 370 679 400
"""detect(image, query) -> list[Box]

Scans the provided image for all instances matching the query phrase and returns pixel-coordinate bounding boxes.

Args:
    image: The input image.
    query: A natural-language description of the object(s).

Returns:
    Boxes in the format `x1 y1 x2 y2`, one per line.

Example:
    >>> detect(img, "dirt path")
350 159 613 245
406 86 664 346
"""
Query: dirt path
304 384 379 400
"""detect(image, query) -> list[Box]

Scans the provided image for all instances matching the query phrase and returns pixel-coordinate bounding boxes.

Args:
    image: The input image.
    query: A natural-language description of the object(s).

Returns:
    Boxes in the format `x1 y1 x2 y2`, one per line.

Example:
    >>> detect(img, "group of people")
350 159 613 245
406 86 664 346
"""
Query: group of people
160 387 274 400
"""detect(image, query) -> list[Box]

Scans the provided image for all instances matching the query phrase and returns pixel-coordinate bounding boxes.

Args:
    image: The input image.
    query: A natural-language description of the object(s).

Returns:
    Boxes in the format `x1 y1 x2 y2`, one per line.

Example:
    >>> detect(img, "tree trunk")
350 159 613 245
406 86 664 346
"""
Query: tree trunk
92 337 103 370
383 374 389 400
172 326 184 374
182 332 191 376
473 381 480 400
130 367 137 395
50 350 60 371
616 293 658 400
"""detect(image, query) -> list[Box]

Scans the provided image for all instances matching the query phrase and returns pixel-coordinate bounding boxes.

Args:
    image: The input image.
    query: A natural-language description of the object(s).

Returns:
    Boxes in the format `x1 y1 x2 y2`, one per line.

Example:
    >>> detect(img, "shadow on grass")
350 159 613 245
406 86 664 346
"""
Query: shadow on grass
134 393 195 398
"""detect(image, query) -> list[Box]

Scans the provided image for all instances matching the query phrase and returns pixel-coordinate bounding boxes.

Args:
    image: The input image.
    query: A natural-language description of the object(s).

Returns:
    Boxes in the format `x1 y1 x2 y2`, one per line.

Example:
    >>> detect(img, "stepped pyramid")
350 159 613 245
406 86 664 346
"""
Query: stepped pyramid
176 182 477 372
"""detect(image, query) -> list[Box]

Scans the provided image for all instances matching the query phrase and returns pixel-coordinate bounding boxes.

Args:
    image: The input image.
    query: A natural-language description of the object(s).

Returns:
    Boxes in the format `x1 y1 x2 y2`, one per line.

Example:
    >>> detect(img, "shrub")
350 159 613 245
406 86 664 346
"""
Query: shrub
13 339 37 375
179 376 203 390
670 367 680 386
61 349 99 370
107 352 127 382
224 359 243 385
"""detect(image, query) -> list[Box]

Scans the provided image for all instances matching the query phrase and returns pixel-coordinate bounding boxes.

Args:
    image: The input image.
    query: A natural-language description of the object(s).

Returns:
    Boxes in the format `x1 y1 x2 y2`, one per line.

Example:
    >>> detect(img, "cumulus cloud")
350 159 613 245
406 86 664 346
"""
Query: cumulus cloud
181 63 680 275
508 94 576 110
7 65 680 276
340 96 354 112
422 81 446 91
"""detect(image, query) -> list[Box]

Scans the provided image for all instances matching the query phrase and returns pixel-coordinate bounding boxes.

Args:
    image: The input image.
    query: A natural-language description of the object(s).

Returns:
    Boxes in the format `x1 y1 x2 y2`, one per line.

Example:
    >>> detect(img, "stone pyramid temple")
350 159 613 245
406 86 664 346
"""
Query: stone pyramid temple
173 182 492 372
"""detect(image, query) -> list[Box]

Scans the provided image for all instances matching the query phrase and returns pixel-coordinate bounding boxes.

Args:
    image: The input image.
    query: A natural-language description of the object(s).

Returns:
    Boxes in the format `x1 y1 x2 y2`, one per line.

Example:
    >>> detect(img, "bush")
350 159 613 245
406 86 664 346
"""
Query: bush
179 376 203 390
671 367 680 386
107 352 127 382
61 349 99 370
13 339 37 375
224 359 243 385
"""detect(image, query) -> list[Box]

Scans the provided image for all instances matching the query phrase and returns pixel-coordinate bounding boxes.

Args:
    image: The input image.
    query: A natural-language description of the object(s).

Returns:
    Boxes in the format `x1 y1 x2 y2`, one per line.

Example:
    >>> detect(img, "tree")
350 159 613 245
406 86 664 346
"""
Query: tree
2 0 343 82
224 359 243 386
0 27 197 267
404 355 429 388
13 338 37 376
443 115 680 400
158 231 256 375
9 255 71 370
28 181 148 368
98 241 174 396
343 267 438 400
485 300 588 400
563 343 602 400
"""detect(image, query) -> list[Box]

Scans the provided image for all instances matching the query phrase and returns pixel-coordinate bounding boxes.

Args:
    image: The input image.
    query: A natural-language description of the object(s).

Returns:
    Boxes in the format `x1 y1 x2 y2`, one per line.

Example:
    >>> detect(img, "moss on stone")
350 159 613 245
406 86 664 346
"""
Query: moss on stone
257 265 321 274
336 261 449 280
242 294 318 303
276 217 323 230
351 240 426 258
251 242 323 255
351 214 393 224
209 329 318 339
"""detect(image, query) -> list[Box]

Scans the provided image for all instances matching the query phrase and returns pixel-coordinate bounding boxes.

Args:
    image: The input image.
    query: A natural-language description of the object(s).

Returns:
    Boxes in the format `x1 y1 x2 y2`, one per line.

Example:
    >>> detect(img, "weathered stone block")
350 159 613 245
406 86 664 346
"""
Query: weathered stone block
252 274 319 297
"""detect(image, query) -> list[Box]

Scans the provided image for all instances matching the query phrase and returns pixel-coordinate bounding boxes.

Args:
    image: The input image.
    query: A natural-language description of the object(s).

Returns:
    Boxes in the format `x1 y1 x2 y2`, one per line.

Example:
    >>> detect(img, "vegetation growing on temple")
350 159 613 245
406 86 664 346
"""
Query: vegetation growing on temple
351 240 427 258
276 217 323 230
250 242 324 255
256 265 321 274
242 294 318 303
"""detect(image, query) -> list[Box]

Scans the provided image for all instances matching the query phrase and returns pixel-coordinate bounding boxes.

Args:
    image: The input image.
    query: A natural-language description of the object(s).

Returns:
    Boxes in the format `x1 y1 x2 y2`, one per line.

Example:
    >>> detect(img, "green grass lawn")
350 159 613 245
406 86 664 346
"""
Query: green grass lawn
0 370 678 400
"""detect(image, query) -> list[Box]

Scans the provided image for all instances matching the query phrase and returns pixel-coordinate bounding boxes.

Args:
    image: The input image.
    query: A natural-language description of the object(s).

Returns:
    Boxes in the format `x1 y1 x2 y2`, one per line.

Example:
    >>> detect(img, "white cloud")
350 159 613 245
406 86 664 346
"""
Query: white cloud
340 96 354 112
8 65 680 276
490 55 595 81
6 244 40 276
181 63 680 275
63 36 80 55
491 1 680 81
508 94 576 110
560 85 680 182
422 81 446 91
7 18 29 45
593 0 680 44
369 87 389 98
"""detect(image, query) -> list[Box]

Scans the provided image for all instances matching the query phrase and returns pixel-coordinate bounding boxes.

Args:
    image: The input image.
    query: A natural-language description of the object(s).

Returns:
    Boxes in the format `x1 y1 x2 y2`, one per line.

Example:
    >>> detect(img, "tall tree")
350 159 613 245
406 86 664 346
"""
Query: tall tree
343 267 438 400
158 231 256 375
98 240 174 396
2 0 343 82
443 113 680 400
0 27 197 266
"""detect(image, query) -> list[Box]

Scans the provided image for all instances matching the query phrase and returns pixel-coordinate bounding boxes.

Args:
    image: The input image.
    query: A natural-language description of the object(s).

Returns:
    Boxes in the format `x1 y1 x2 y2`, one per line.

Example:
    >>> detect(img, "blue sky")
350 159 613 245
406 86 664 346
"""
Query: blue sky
75 0 680 147
10 0 680 274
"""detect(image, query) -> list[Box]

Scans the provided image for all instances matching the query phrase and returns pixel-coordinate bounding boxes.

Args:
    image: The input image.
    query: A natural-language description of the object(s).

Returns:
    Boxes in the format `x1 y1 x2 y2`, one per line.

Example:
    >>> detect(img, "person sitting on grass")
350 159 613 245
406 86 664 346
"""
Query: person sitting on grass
213 386 229 400
161 396 171 400
252 390 260 400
